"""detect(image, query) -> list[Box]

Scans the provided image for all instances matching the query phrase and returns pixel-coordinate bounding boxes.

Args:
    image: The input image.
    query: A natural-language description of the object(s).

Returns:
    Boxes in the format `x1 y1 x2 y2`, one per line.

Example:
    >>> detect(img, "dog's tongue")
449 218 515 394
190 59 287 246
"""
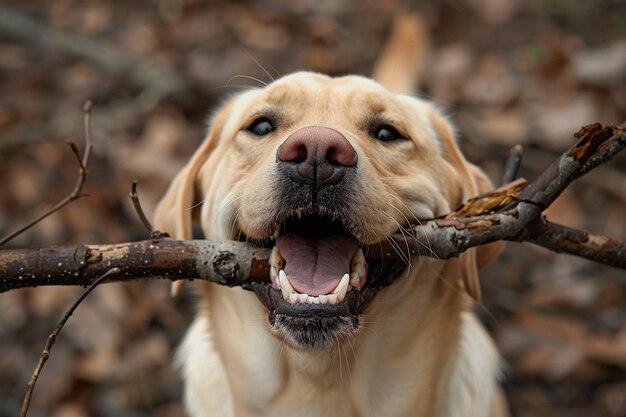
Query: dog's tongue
277 234 356 296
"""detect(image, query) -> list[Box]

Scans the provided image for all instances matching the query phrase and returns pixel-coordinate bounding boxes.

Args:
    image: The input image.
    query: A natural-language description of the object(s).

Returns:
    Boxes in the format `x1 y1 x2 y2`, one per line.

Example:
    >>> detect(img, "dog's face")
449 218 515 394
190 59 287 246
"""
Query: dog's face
156 72 494 351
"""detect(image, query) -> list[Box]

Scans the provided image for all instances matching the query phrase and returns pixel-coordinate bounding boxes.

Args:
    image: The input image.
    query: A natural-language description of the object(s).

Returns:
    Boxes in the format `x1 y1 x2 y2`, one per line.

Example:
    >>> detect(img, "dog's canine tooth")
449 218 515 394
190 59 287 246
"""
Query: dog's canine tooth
298 293 308 304
288 292 298 304
327 294 338 305
350 248 367 278
319 294 329 304
350 272 360 288
331 273 349 301
278 270 294 300
271 247 285 287
270 246 285 270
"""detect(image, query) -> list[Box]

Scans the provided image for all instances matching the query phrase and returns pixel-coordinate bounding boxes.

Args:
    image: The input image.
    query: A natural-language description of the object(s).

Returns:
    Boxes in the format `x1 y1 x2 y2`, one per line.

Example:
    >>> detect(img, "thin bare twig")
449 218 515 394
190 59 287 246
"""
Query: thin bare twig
130 181 154 234
19 267 120 417
0 102 93 247
130 181 168 241
501 144 525 186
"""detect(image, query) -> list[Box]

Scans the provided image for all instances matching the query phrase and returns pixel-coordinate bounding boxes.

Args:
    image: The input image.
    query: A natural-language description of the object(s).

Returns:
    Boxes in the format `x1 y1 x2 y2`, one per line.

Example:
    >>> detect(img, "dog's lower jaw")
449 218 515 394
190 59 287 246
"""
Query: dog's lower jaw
179 263 503 417
270 312 359 350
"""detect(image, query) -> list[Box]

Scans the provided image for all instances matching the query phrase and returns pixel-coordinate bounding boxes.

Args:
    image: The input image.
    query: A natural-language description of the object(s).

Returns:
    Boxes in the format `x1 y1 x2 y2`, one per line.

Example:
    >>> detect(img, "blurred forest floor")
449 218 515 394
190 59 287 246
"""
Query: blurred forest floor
0 1 625 416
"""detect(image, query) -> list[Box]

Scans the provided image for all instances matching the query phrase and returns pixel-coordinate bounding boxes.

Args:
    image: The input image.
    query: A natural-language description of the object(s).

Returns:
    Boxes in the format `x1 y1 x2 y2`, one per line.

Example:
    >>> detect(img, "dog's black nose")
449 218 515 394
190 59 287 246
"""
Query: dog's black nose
277 126 357 188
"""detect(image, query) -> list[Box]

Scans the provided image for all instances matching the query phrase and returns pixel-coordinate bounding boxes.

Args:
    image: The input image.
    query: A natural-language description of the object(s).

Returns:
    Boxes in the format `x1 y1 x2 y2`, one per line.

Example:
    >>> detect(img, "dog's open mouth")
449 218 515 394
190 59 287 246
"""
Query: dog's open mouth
247 212 407 349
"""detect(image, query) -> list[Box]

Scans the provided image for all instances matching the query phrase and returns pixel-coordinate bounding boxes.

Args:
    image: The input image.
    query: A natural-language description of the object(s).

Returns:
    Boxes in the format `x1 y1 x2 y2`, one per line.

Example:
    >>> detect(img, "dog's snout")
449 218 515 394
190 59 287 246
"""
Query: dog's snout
277 126 357 187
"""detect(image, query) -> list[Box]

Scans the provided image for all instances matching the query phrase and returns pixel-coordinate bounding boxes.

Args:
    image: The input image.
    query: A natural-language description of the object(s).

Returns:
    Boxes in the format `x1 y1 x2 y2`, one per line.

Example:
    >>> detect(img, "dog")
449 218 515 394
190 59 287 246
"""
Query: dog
154 15 508 417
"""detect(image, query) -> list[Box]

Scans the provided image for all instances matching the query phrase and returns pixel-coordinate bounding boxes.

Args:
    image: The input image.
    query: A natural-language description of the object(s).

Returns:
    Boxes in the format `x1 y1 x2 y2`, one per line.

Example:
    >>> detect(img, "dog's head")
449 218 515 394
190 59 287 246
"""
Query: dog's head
155 72 499 350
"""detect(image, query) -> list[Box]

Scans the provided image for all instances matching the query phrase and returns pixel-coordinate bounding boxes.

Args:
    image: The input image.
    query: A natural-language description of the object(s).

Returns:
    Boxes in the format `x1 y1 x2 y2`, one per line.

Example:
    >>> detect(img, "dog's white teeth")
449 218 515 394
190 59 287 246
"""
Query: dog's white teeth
270 247 285 270
271 248 285 288
278 270 294 300
280 271 349 305
350 272 360 288
331 273 349 302
289 292 298 304
350 248 367 278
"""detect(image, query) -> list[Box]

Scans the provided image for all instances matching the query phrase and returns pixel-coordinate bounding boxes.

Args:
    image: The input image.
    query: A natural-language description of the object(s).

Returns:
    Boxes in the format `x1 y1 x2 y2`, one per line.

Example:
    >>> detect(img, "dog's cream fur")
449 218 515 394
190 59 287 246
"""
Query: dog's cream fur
155 17 508 417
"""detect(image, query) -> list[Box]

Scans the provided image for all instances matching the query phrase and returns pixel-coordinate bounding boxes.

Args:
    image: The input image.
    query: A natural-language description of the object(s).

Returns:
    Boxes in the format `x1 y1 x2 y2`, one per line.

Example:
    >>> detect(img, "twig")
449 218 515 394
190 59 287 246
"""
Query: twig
130 181 169 241
19 267 120 417
501 144 524 185
524 217 625 266
0 102 93 247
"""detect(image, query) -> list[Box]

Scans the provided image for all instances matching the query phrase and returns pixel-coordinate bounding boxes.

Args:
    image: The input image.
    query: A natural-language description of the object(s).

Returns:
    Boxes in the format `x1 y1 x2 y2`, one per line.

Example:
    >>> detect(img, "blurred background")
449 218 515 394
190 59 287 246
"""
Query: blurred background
0 1 625 416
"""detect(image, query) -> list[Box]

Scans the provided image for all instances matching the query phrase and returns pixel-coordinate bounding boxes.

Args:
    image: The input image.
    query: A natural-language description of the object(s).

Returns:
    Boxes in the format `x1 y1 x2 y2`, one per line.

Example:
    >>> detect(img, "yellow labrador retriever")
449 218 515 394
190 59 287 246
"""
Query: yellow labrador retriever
155 17 508 417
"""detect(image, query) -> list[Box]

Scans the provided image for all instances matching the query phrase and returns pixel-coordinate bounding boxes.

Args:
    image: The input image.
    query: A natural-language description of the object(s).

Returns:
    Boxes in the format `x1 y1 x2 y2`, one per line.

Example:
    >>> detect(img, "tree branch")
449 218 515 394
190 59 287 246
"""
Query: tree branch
523 217 625 267
0 122 624 293
0 240 272 293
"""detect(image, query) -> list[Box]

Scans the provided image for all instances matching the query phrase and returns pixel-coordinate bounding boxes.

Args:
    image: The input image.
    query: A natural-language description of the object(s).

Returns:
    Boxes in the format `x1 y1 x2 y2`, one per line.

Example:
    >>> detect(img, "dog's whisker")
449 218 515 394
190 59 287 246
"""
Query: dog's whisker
407 216 438 260
385 235 411 268
340 343 352 384
243 49 276 82
229 207 243 238
219 194 244 236
348 340 358 365
384 192 438 259
337 338 343 380
380 192 429 253
277 342 285 363
217 193 243 216
266 64 282 80
378 210 412 267
214 84 261 91
225 74 268 88
383 202 420 271
186 199 205 211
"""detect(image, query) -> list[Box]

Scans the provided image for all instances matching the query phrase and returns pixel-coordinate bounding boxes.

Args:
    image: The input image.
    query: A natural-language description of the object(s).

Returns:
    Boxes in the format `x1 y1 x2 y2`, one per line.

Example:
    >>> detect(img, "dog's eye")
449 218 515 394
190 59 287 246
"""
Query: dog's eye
371 125 406 143
246 118 275 136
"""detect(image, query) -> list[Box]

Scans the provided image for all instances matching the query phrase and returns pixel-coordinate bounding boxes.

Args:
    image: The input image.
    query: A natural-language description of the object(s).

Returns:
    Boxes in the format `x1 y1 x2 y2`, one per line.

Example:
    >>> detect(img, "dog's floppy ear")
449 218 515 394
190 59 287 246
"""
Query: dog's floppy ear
426 106 504 301
154 102 233 296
